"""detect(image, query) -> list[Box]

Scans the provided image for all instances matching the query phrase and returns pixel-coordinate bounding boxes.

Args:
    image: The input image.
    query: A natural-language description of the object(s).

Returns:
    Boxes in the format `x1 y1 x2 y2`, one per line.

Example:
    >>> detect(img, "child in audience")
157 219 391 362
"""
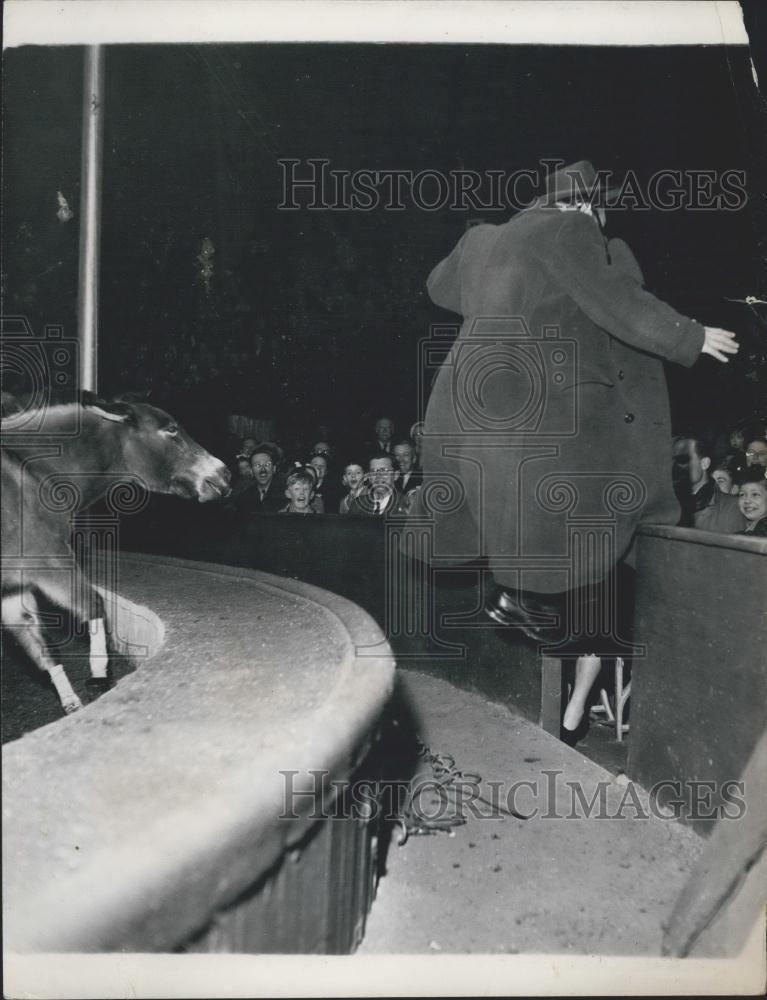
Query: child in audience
302 463 324 513
711 460 738 495
346 454 398 515
280 467 316 515
736 468 767 537
228 453 255 501
308 454 334 512
236 454 253 479
339 461 366 514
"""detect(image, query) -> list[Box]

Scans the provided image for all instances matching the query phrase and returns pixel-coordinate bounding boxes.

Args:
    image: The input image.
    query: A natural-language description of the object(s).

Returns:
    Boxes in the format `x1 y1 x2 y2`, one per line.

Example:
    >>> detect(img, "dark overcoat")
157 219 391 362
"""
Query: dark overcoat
408 206 705 594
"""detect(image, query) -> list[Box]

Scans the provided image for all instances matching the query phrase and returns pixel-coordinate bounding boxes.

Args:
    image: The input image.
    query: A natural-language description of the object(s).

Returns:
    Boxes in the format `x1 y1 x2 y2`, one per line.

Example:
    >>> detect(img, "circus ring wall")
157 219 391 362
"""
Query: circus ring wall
2 554 395 954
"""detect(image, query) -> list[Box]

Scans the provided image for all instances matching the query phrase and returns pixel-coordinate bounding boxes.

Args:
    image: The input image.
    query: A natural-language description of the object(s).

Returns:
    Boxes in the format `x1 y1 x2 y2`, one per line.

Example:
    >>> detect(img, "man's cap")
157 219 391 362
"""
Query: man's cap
542 160 621 205
250 442 281 464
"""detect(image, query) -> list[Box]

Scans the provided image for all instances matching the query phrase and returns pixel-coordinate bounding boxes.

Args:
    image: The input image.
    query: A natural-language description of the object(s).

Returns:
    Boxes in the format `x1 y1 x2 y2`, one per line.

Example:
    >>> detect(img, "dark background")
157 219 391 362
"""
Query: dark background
2 42 765 454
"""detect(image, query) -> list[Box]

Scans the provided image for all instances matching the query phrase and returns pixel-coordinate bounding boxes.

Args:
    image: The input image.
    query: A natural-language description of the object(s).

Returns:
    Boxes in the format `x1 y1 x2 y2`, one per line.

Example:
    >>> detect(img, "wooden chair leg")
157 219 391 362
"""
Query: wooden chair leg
596 687 615 722
614 657 631 742
591 659 631 741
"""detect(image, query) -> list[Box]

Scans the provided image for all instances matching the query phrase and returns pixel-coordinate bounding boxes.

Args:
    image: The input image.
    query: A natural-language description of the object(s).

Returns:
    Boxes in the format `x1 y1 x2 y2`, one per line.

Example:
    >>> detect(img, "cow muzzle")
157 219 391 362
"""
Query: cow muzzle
173 457 231 502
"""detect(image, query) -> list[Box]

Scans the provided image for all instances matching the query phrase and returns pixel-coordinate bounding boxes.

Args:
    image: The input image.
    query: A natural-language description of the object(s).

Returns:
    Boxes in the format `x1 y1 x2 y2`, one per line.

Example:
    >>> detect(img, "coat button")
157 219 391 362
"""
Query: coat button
618 370 625 380
624 412 635 423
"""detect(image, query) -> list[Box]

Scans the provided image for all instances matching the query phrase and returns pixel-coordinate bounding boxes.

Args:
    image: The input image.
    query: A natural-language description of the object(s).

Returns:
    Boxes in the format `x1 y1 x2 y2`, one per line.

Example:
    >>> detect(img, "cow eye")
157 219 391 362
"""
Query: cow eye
164 424 179 437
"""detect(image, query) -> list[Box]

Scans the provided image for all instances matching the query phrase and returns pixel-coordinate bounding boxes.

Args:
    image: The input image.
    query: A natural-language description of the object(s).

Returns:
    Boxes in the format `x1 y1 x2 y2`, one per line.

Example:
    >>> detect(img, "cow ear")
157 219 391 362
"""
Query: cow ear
85 400 138 425
114 391 151 403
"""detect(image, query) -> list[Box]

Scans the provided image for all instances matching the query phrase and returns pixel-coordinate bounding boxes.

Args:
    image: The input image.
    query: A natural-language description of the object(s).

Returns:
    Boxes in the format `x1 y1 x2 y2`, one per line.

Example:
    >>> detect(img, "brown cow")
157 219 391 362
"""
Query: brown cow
1 400 230 713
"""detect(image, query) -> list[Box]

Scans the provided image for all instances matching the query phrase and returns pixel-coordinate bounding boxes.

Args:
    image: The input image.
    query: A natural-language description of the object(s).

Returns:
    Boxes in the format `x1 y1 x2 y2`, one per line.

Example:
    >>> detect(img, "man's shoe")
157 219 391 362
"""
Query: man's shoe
484 588 565 643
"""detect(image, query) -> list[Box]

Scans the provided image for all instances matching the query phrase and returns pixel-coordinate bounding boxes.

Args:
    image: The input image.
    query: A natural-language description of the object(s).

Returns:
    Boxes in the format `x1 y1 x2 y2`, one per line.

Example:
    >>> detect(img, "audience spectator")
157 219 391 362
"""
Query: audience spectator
228 453 255 501
347 454 399 516
711 461 739 496
369 416 395 455
672 436 745 532
236 445 284 513
736 468 767 537
745 439 767 470
730 428 746 452
392 439 422 494
239 437 258 458
299 463 323 513
236 453 252 475
308 453 342 513
218 409 765 545
728 422 759 454
409 421 425 468
280 467 317 515
339 461 366 514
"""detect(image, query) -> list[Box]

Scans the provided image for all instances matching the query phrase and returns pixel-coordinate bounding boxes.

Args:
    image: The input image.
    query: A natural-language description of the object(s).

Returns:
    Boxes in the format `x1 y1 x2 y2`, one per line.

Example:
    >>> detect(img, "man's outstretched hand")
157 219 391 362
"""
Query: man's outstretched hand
702 327 739 363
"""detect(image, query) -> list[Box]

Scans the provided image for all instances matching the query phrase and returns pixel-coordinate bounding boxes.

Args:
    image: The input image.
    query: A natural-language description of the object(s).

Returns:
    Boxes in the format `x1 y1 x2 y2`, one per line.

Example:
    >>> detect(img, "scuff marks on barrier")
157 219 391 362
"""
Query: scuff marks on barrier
197 237 215 293
56 192 73 223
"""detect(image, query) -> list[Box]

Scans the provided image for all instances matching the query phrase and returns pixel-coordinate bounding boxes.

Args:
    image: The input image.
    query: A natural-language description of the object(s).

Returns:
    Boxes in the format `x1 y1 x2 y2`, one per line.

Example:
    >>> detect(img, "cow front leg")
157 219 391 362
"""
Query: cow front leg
2 591 83 714
35 568 112 695
83 580 112 691
86 616 112 692
48 663 83 713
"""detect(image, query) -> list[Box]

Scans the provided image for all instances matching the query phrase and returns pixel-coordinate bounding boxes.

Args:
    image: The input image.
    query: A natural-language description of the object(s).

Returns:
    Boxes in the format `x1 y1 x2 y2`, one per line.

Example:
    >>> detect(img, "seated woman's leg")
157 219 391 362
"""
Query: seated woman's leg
562 654 602 734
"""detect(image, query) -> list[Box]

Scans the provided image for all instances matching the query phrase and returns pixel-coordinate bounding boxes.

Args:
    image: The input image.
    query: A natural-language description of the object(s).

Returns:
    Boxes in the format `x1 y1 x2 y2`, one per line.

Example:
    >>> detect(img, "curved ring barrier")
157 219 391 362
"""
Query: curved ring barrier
628 523 767 817
3 553 395 953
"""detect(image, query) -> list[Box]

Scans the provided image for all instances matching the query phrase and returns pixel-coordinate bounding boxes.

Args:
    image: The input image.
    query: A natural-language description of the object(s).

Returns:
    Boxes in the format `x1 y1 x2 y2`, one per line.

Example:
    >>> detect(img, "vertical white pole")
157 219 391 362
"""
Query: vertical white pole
77 45 105 395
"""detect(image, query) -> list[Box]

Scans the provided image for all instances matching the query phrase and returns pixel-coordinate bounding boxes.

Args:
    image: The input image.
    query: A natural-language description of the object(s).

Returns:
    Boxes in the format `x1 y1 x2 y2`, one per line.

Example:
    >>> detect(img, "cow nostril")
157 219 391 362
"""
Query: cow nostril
221 466 232 483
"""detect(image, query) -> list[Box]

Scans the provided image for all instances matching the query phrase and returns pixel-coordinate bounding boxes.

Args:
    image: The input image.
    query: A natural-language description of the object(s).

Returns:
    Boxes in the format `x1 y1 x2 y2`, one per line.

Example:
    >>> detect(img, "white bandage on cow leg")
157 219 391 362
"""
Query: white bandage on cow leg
88 617 109 678
48 664 82 713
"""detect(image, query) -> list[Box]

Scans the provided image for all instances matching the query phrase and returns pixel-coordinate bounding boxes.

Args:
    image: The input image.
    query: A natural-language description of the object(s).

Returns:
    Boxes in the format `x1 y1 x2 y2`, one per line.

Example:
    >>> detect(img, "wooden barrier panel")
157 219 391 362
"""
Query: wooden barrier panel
628 524 767 835
627 525 767 954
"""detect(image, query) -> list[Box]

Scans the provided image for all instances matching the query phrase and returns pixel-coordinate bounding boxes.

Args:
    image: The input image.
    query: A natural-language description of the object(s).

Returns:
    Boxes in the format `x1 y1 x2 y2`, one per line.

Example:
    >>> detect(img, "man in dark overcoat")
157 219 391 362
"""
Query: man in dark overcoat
408 161 738 643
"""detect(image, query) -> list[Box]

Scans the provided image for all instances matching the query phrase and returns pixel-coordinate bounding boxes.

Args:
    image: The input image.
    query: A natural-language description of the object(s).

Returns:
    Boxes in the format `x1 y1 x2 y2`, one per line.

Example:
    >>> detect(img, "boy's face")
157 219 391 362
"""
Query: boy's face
237 458 253 477
286 479 312 511
730 429 745 451
738 481 767 523
241 438 258 457
343 464 365 490
309 455 328 482
712 469 732 494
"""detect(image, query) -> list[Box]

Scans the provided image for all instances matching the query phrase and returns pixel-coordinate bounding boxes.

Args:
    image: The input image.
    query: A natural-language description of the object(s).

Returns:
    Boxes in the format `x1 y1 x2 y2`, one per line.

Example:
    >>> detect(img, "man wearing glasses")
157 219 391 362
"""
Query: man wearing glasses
745 439 767 470
238 445 284 513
